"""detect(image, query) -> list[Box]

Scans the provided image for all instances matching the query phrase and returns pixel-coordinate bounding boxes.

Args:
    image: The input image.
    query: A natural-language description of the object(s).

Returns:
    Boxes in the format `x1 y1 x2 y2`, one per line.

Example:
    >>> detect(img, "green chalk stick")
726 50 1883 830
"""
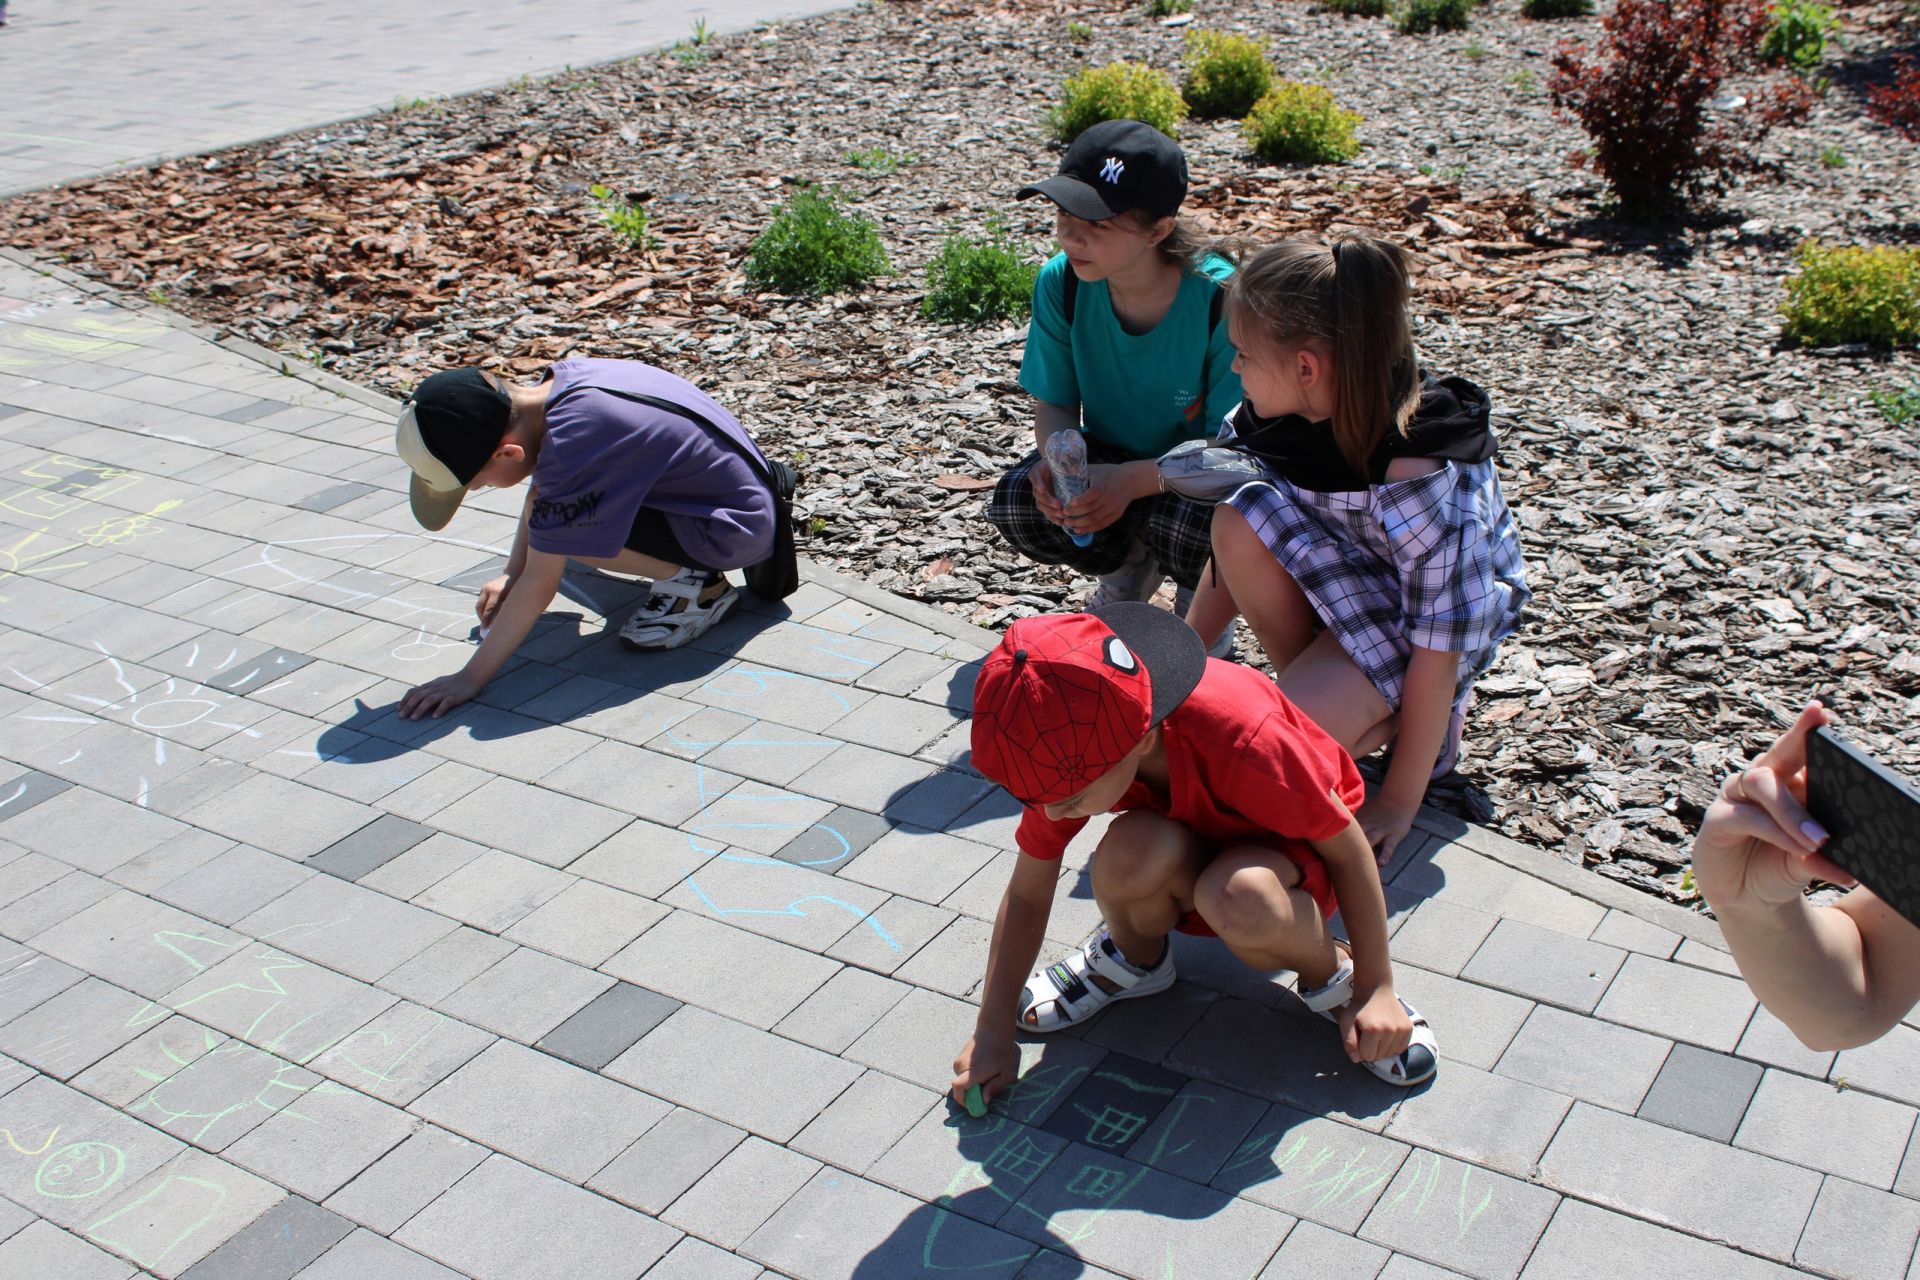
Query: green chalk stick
964 1083 987 1118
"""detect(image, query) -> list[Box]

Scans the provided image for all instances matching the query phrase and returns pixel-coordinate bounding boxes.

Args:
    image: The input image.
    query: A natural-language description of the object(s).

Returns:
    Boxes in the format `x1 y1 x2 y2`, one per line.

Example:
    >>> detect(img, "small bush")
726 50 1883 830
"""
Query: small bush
922 218 1038 324
1067 20 1093 40
591 185 658 250
1182 30 1274 118
846 146 915 173
1872 384 1920 426
1323 0 1389 14
1397 0 1473 33
1868 56 1920 139
1049 62 1186 142
1522 0 1593 17
1779 241 1920 347
1820 144 1847 167
1507 67 1541 92
1243 81 1363 164
745 185 891 296
1146 0 1193 14
1762 0 1837 67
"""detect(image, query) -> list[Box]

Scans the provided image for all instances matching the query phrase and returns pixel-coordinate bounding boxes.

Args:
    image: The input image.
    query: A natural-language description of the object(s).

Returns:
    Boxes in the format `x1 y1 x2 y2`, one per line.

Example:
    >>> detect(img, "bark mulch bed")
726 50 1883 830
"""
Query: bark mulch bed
4 0 1917 905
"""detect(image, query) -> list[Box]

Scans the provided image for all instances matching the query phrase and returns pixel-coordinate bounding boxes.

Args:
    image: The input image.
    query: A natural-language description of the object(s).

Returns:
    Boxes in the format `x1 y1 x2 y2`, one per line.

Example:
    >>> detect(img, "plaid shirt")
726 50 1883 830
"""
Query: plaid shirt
1222 448 1530 712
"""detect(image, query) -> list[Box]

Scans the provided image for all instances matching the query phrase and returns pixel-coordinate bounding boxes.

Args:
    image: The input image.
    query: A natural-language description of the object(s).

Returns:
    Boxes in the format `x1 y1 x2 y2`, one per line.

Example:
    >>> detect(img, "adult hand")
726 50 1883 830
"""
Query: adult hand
951 1028 1018 1111
1341 984 1413 1065
1029 458 1068 525
398 672 481 720
1061 463 1139 537
1355 795 1417 868
476 574 516 626
1693 701 1849 913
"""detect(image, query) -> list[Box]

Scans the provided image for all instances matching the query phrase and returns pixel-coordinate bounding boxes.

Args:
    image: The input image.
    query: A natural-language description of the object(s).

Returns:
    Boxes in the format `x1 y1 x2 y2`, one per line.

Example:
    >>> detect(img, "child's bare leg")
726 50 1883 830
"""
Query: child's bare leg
1192 845 1339 986
1182 559 1238 649
1278 630 1396 757
1089 811 1207 972
572 549 683 579
1211 505 1316 669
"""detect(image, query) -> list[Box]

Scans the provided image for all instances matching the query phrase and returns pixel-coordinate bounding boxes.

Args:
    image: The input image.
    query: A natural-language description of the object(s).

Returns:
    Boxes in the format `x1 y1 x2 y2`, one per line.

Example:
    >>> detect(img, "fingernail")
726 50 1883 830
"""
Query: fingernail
1800 820 1829 845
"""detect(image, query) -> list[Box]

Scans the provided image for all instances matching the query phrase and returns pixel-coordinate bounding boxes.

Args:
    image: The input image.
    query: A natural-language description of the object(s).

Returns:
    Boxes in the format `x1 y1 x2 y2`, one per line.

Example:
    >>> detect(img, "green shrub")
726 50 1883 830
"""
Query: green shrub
590 185 658 250
1872 383 1920 425
1243 81 1363 164
1779 241 1920 347
1067 20 1093 40
1324 0 1390 14
745 185 891 296
1521 0 1593 17
922 218 1038 324
846 145 915 173
1145 0 1193 14
1049 62 1186 142
1763 0 1837 68
1820 144 1847 167
1397 0 1472 32
1182 30 1274 118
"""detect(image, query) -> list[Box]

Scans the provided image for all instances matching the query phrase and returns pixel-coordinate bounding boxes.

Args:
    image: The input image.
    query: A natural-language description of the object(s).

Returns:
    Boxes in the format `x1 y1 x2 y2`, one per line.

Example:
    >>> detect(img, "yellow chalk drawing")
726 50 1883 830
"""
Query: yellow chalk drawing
0 351 48 369
87 1172 228 1269
13 326 136 357
79 498 182 547
0 528 92 580
2 1124 59 1156
73 316 168 337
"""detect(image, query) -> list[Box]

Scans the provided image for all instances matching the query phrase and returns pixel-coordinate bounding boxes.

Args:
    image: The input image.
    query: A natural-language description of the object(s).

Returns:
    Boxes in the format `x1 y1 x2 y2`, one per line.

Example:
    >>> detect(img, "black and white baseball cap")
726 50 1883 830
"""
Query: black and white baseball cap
1017 119 1189 222
394 368 512 531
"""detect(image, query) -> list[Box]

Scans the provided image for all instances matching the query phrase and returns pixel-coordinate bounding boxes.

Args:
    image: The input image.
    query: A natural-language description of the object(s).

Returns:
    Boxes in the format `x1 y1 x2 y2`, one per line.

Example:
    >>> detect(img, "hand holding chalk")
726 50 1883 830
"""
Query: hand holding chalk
963 1083 987 1118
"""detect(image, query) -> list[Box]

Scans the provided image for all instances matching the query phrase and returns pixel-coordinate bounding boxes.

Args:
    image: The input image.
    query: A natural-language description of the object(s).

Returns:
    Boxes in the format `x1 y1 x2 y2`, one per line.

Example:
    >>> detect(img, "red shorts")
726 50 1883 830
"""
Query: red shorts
1174 837 1337 937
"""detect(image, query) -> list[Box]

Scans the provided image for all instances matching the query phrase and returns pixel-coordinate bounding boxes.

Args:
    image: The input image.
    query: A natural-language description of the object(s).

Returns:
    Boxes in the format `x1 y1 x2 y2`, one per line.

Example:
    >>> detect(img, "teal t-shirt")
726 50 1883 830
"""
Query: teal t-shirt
1018 251 1241 459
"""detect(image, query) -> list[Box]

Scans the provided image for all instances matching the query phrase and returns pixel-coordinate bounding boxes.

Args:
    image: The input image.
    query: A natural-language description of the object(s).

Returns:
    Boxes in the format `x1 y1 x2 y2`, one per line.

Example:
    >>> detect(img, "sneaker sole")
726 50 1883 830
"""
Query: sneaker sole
619 589 737 652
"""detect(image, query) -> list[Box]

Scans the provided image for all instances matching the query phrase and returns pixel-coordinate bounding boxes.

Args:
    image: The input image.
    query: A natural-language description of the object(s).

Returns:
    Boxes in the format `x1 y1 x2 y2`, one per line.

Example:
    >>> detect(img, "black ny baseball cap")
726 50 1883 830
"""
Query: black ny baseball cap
1017 119 1189 222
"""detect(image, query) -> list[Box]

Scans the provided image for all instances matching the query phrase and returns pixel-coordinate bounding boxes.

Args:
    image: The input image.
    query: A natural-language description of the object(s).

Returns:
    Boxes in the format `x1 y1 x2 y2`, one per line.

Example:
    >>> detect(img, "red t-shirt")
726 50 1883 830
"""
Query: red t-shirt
1013 660 1365 861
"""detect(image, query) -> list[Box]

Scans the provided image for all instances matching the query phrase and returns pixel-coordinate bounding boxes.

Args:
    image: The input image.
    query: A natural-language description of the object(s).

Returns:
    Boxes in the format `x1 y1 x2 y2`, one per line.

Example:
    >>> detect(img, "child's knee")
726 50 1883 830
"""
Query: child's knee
1092 811 1191 899
1194 857 1309 940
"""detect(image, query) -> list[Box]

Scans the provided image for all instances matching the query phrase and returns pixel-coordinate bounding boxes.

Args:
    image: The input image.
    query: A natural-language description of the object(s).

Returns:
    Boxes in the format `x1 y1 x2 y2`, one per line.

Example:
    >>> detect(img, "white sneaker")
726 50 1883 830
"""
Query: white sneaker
1173 585 1236 660
1086 541 1163 610
619 569 736 651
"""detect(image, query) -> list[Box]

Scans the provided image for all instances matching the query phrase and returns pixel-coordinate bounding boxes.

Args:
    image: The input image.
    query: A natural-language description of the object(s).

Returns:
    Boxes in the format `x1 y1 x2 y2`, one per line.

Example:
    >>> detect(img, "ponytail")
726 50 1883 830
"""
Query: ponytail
1228 235 1421 476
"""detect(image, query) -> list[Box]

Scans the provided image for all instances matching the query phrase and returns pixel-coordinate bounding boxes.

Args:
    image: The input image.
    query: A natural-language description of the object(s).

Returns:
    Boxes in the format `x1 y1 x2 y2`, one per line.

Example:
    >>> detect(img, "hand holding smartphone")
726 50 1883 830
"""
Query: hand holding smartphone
1806 726 1920 929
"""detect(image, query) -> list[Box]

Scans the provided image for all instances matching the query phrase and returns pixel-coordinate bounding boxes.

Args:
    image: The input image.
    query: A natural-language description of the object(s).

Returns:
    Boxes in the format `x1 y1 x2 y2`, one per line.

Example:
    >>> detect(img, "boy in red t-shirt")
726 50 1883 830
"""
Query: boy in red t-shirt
953 602 1437 1105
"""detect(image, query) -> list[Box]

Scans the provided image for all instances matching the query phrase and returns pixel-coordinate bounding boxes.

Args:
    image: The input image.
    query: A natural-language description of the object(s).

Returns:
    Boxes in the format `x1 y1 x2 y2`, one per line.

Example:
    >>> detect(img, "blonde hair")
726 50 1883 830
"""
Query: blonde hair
1228 236 1420 475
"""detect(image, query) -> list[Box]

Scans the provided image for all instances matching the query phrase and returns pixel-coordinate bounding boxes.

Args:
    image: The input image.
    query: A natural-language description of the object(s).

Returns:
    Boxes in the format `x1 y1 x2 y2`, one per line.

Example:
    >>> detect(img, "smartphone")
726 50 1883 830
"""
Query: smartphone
1806 726 1920 929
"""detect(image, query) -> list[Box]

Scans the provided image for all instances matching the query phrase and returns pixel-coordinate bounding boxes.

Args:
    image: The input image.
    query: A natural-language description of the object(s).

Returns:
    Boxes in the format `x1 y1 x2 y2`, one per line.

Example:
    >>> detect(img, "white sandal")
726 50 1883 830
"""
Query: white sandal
1018 928 1176 1033
619 569 736 651
1296 944 1438 1087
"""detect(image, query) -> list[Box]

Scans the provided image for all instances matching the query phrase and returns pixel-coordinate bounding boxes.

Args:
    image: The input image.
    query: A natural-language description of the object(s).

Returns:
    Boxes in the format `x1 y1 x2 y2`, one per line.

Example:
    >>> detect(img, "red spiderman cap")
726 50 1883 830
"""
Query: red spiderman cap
971 602 1207 806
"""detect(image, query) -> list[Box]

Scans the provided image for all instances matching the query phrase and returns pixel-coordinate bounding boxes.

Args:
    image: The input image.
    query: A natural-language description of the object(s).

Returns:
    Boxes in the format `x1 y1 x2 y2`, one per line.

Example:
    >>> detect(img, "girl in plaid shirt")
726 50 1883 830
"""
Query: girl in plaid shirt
1188 236 1530 862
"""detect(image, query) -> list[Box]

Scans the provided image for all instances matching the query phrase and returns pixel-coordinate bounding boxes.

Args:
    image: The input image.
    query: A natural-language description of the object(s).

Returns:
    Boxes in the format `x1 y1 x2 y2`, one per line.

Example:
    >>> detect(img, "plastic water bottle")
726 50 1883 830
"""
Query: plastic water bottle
1045 429 1094 548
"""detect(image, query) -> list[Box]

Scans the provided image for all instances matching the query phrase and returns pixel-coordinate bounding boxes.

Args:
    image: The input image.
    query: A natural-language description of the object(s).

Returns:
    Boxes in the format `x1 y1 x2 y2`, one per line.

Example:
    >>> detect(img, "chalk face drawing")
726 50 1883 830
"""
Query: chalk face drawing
34 1141 126 1199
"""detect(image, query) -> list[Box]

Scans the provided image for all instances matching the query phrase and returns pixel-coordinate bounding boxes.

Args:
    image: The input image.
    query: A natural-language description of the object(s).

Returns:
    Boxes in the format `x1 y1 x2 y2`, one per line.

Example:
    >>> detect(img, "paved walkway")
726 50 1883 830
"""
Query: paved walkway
1 253 1917 1279
0 0 846 196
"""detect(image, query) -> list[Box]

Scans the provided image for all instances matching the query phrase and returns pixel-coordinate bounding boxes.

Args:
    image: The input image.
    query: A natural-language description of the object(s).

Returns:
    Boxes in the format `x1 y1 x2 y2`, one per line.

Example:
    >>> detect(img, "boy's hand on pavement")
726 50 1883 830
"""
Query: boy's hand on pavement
1341 985 1413 1065
1355 796 1417 868
476 574 516 625
1694 701 1850 912
951 1030 1018 1111
399 673 481 720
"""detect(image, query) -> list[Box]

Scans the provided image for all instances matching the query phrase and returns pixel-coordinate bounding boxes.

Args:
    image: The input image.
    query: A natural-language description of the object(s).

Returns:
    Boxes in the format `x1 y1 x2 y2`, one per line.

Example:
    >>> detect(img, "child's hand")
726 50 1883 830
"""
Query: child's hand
399 673 481 720
951 1029 1018 1112
476 574 516 625
1694 701 1848 913
1356 796 1417 867
1029 459 1068 525
1341 985 1413 1065
1062 464 1138 536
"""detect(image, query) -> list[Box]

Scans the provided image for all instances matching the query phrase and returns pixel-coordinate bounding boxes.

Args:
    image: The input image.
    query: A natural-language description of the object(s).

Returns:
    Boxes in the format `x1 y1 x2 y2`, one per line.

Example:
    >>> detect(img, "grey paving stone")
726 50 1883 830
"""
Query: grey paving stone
1392 841 1605 936
437 946 611 1043
1636 1042 1763 1142
643 1237 764 1280
1735 1068 1916 1188
1387 1059 1572 1179
1587 908 1681 959
1737 1003 1839 1080
542 738 736 824
5 783 193 875
845 985 1001 1095
79 1146 287 1278
537 980 681 1071
1115 1077 1268 1186
0 871 113 943
0 972 152 1080
743 1165 1034 1280
411 848 570 933
237 873 457 983
1165 998 1404 1133
305 1001 493 1105
590 1106 747 1215
855 647 957 697
1540 1102 1820 1260
1831 1022 1920 1109
1262 1219 1390 1279
0 1194 31 1245
178 771 372 859
377 926 514 1006
1795 1175 1920 1280
292 1230 463 1280
665 846 893 951
883 767 1000 830
396 1154 681 1280
1386 963 1534 1073
603 909 839 1029
840 824 1002 903
1387 899 1499 977
605 1006 861 1142
305 814 433 880
1518 1197 1800 1279
115 1034 315 1151
896 914 994 997
179 1195 353 1280
425 775 631 868
790 743 938 813
1460 918 1626 1014
1080 978 1218 1065
1496 1004 1672 1113
680 781 835 856
663 1135 820 1249
322 1127 489 1234
357 831 480 901
154 843 313 924
164 943 396 1066
824 693 963 754
224 1078 413 1201
0 768 73 822
1000 1140 1295 1279
1359 1149 1559 1280
0 1219 138 1280
412 1039 670 1181
775 966 914 1055
34 890 244 999
1217 1102 1411 1233
826 892 957 976
1675 938 1744 977
0 847 71 912
1378 1257 1470 1278
774 803 895 870
1594 952 1759 1052
793 1068 941 1174
866 1104 1070 1222
374 759 491 824
688 720 842 786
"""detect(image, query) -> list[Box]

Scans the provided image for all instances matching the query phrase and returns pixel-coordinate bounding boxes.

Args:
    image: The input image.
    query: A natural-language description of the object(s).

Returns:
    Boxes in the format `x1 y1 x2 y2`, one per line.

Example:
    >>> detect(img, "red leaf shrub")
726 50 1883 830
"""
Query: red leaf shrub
1549 0 1814 217
1867 56 1920 140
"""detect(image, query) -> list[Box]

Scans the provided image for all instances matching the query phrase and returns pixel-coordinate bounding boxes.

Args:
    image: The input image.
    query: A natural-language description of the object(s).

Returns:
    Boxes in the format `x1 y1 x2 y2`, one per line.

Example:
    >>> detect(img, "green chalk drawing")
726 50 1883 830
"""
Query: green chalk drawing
151 929 242 977
87 1172 227 1269
35 1141 126 1199
1455 1163 1494 1241
130 1038 322 1142
326 1007 444 1092
1076 1104 1149 1149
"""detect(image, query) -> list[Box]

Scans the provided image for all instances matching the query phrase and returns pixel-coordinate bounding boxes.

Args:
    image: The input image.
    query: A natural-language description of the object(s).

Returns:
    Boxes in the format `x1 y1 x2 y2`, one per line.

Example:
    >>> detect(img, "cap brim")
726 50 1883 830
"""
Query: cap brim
1090 601 1207 728
1016 175 1121 222
409 474 467 532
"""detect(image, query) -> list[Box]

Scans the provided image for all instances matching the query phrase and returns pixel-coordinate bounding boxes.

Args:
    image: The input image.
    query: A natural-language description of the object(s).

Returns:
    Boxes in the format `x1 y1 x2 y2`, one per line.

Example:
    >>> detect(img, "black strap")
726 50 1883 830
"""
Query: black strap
1062 266 1078 326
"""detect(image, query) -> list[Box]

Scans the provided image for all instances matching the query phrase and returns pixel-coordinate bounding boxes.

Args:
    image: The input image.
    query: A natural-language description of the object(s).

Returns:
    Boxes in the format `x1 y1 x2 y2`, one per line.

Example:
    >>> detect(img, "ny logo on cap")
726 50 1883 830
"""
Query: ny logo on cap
1100 157 1124 185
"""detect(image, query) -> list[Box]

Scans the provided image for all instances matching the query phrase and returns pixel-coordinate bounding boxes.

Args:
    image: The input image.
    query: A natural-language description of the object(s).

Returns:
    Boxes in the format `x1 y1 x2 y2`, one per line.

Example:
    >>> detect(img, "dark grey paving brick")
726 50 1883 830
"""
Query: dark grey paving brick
290 481 378 513
180 1195 353 1280
1126 1078 1268 1186
0 770 73 823
205 647 313 695
1637 1043 1763 1143
1360 1149 1559 1280
774 804 895 870
536 981 681 1071
215 396 292 422
1037 1053 1188 1156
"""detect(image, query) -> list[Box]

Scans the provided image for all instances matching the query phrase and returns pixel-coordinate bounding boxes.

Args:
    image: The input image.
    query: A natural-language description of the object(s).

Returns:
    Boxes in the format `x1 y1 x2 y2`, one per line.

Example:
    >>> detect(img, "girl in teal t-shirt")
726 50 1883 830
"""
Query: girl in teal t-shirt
986 121 1243 638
